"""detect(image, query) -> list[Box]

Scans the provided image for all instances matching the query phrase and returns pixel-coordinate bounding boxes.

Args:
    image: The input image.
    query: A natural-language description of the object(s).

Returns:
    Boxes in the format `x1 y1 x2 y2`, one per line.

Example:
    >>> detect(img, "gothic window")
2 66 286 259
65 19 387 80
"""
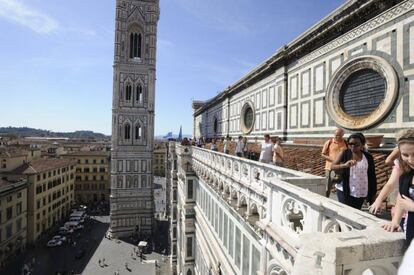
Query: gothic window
135 125 142 139
136 85 143 102
125 84 132 101
129 33 142 58
124 123 131 140
186 270 192 275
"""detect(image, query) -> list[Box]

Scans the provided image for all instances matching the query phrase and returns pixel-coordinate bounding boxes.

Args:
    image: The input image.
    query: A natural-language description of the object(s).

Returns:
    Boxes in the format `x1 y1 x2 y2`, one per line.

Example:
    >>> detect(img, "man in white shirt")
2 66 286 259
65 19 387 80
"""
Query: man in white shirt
259 134 273 163
235 136 244 157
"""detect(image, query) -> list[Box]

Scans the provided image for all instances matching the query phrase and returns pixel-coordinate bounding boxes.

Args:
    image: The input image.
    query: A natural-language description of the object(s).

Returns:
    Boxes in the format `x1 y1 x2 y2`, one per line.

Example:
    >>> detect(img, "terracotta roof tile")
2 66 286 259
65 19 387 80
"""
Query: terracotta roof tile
9 158 77 175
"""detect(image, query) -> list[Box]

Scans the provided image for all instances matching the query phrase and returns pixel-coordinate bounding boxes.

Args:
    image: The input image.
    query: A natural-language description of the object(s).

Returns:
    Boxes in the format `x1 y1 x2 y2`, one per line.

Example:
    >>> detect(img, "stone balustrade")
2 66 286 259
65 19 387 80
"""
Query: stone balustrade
173 143 405 274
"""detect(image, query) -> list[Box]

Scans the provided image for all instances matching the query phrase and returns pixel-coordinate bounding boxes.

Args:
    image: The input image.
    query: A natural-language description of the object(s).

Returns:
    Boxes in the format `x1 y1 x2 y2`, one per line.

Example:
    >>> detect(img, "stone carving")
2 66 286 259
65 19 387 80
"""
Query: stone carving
296 0 414 67
281 198 305 234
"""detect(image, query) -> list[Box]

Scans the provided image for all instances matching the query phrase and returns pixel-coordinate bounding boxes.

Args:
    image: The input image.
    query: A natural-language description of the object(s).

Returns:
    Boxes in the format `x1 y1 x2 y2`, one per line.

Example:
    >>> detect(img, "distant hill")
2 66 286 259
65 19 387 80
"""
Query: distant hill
0 127 110 140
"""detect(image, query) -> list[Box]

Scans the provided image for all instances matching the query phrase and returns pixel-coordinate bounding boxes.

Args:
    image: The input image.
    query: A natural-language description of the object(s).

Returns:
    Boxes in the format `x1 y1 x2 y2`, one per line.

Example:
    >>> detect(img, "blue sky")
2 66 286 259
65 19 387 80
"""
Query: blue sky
0 0 344 135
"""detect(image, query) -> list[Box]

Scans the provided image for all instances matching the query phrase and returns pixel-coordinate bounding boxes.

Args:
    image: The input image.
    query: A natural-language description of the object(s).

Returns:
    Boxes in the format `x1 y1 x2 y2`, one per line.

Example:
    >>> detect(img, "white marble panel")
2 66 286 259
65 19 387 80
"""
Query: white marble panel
269 111 274 129
290 76 297 99
331 58 341 74
262 112 267 129
314 100 324 125
410 26 414 64
269 86 275 106
301 102 309 126
376 36 391 55
315 66 324 91
350 48 363 56
262 89 267 108
255 114 260 130
277 112 282 130
277 86 283 105
302 71 310 96
290 105 297 127
256 93 261 109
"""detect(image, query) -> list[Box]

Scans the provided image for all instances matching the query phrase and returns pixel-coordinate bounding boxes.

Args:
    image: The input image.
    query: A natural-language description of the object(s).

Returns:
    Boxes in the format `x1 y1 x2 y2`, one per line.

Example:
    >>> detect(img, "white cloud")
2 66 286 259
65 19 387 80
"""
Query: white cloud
0 0 59 34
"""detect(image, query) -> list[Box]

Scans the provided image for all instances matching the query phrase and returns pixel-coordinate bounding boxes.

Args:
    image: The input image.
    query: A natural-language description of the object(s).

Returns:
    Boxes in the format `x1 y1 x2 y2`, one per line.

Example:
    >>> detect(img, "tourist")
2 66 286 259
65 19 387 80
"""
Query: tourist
385 147 400 167
272 136 284 167
330 133 377 210
370 141 402 215
211 139 218 151
259 134 273 164
235 136 244 157
223 136 231 154
321 128 348 197
382 129 414 247
242 137 248 158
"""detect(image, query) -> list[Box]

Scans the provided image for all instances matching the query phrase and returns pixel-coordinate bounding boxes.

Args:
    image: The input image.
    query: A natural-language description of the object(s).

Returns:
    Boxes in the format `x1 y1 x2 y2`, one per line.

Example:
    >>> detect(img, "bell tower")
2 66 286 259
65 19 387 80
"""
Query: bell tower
110 0 160 238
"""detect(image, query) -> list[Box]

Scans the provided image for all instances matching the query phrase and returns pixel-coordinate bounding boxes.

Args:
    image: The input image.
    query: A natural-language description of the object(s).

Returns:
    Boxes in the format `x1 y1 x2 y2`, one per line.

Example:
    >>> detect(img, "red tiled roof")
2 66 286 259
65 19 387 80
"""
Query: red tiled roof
62 151 109 157
9 158 77 175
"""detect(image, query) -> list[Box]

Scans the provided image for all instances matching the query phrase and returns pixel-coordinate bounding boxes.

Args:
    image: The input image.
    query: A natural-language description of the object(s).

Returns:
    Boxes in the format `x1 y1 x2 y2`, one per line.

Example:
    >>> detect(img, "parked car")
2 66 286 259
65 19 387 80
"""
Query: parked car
46 240 62 247
74 249 85 259
64 221 80 231
52 235 67 243
58 227 74 235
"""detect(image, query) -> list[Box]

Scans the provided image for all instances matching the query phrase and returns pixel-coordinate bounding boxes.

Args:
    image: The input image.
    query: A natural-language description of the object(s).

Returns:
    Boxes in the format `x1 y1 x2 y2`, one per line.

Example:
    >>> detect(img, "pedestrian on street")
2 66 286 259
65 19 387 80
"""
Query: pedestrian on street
102 258 105 265
98 259 101 266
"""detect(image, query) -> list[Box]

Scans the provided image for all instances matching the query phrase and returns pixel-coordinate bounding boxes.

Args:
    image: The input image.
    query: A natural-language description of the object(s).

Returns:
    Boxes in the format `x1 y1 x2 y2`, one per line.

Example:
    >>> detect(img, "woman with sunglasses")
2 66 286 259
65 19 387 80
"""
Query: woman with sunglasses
331 133 377 209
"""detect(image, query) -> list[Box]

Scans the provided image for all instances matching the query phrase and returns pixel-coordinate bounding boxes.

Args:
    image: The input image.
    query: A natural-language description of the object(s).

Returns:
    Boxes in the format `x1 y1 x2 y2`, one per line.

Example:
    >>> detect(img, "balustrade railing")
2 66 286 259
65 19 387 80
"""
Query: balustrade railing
172 143 406 274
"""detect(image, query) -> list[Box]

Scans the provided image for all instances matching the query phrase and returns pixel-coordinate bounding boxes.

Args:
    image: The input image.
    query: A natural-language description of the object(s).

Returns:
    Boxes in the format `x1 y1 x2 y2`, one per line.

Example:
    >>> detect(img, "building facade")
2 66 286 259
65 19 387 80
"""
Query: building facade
193 0 414 142
110 0 160 237
62 151 110 204
154 147 167 177
5 159 76 243
0 179 27 267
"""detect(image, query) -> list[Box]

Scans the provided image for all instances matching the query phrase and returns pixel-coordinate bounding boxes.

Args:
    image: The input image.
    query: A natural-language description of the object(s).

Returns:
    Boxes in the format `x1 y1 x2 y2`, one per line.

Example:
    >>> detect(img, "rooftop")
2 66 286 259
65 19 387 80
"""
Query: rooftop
9 158 77 175
62 151 110 157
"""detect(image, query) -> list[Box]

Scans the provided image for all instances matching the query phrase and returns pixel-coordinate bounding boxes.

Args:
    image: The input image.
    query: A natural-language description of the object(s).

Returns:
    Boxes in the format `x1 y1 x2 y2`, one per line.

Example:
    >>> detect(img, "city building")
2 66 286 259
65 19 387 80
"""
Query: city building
0 179 27 267
4 159 76 243
171 1 411 274
0 148 41 173
62 151 110 204
110 0 160 238
153 147 167 177
154 176 167 220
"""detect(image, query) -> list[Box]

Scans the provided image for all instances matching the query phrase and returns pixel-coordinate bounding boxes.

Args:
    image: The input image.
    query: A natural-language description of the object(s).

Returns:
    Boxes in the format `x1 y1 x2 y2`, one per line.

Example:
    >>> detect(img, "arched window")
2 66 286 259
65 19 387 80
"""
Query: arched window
129 33 142 58
125 85 132 101
124 124 131 140
135 126 142 140
136 85 143 102
186 270 192 275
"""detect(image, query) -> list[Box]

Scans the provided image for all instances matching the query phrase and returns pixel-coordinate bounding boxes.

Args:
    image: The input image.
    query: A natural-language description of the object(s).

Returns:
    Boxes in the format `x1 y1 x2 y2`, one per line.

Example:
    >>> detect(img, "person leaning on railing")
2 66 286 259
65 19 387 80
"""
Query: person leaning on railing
369 146 401 215
382 129 414 248
330 133 377 210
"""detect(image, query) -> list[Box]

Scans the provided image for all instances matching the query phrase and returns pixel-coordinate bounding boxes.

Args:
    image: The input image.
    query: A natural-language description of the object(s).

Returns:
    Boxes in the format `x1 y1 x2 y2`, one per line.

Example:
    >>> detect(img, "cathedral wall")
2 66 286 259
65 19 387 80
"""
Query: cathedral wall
194 1 414 140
